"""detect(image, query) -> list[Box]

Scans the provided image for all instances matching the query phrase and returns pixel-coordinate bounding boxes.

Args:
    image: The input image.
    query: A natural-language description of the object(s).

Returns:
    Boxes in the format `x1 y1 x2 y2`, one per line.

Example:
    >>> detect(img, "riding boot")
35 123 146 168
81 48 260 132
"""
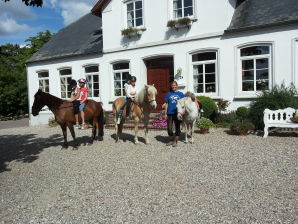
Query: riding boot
172 136 179 147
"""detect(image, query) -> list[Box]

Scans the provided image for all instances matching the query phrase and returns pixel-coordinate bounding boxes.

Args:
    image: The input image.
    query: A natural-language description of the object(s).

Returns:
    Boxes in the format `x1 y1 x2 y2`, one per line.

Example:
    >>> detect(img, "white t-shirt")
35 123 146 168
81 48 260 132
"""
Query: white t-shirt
127 84 137 98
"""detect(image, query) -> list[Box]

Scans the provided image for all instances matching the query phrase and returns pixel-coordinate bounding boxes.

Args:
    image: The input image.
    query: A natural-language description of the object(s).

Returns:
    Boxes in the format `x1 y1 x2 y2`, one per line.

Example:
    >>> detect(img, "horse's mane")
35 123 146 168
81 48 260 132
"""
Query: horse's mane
36 90 65 109
135 85 157 104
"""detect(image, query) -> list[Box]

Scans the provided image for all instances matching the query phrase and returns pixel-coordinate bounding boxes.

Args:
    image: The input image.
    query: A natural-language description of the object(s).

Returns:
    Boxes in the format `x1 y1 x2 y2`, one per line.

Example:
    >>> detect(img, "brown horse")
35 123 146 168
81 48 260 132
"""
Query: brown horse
31 89 104 148
112 85 157 144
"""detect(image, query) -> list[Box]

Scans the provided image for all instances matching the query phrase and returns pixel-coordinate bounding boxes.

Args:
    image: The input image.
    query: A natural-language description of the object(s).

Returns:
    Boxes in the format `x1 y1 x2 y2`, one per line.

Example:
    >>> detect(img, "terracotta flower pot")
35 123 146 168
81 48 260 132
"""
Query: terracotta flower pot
199 128 209 134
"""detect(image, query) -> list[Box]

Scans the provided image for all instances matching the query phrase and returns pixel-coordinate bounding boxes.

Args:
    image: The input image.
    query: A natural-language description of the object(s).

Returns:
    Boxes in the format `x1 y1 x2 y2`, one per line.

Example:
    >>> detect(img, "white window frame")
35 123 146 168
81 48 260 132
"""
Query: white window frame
59 67 72 99
37 70 49 93
84 65 100 100
238 44 272 95
191 51 218 96
125 0 144 28
172 0 195 20
112 62 130 98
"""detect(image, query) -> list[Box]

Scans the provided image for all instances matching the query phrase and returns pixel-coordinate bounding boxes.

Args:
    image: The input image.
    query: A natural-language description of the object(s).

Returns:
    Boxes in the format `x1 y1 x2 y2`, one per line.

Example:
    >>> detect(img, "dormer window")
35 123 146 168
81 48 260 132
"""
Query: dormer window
173 0 194 19
127 0 143 28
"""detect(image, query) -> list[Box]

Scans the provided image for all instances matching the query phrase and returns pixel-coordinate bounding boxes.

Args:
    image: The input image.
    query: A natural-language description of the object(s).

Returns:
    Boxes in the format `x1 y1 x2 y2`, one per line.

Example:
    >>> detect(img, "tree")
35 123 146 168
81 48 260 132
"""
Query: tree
0 30 53 117
2 0 43 6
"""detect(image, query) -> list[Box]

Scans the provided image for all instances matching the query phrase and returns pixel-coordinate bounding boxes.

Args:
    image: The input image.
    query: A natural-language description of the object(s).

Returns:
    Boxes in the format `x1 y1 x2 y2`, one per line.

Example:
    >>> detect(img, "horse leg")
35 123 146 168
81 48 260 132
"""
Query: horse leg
190 122 194 144
134 117 140 144
185 123 189 144
68 124 78 149
143 113 150 144
60 124 68 149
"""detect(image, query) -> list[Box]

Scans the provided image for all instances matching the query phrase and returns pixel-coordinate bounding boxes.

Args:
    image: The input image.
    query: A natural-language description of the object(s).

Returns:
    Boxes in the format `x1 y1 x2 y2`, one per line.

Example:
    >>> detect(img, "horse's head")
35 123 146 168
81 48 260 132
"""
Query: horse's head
32 89 46 116
145 85 157 109
177 98 187 121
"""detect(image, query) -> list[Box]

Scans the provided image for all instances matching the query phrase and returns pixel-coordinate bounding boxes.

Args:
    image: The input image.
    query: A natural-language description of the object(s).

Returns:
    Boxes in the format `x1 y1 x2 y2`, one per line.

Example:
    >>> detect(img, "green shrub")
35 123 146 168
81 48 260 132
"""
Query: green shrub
197 96 217 120
214 111 237 124
230 120 255 135
236 106 249 121
249 84 298 129
196 118 213 129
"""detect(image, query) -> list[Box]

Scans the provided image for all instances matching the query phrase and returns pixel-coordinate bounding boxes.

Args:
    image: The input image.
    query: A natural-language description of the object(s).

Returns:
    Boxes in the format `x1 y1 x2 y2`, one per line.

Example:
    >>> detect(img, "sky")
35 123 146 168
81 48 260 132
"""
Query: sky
0 0 99 46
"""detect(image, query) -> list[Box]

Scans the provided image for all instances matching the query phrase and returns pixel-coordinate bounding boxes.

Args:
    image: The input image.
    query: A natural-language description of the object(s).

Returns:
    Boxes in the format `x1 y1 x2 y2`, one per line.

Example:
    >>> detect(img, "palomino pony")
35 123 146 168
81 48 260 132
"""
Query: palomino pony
177 93 199 143
112 85 157 144
31 89 104 148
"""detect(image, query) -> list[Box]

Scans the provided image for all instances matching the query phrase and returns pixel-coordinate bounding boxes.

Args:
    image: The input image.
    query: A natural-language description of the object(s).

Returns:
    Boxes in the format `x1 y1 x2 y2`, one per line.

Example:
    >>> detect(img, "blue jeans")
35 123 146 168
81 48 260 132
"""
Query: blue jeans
79 102 86 111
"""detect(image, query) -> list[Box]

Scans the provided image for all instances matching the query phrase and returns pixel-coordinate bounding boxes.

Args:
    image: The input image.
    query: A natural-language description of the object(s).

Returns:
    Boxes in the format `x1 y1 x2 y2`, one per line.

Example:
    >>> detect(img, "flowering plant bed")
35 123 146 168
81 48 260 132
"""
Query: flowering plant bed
167 17 196 30
121 27 145 38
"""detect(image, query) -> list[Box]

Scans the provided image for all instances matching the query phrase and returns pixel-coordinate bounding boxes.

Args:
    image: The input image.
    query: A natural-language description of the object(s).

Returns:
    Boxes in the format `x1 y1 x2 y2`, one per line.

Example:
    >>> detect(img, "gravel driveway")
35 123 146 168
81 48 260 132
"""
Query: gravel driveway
0 125 297 223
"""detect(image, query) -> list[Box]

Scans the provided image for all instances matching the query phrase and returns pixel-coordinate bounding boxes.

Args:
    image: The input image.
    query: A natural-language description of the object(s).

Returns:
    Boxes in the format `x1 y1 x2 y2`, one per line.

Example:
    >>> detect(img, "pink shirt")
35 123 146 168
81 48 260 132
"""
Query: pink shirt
79 88 88 101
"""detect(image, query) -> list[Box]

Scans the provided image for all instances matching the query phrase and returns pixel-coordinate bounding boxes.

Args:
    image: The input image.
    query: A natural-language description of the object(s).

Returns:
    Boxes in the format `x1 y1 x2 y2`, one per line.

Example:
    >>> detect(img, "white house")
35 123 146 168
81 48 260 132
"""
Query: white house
26 0 298 125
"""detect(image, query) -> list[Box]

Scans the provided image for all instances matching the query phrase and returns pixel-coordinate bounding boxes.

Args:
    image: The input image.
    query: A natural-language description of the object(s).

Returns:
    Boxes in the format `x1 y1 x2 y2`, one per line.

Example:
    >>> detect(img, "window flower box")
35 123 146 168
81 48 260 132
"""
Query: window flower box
121 27 145 38
167 18 197 30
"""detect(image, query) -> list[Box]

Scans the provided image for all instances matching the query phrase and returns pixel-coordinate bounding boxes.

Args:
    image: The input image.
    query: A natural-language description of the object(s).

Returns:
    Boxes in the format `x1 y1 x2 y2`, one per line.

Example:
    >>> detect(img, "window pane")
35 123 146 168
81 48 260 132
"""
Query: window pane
241 46 270 56
113 63 129 70
194 75 203 83
127 3 133 11
184 0 193 7
122 72 130 80
93 75 99 82
205 84 216 93
60 69 71 76
94 83 99 89
115 89 121 96
94 90 100 97
39 80 43 87
256 58 268 69
192 52 216 62
61 92 66 98
38 72 48 78
184 7 193 16
45 85 49 93
127 11 134 20
136 9 142 18
85 66 99 73
174 0 182 9
205 73 215 83
114 73 121 80
174 9 183 18
256 80 269 91
242 60 254 70
114 81 121 88
136 18 143 26
242 70 254 81
256 69 269 80
205 64 215 73
61 78 66 85
194 84 203 93
135 1 142 9
127 20 133 28
242 82 254 91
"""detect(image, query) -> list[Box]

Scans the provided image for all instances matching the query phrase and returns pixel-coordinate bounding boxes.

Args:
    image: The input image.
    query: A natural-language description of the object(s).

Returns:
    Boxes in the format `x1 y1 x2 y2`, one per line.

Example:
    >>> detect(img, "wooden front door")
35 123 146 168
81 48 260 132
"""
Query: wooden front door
147 68 170 112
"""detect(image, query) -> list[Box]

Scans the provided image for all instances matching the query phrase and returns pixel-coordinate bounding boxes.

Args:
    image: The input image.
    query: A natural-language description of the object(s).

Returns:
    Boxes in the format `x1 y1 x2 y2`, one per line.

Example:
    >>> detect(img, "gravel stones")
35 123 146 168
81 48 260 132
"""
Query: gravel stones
0 126 297 223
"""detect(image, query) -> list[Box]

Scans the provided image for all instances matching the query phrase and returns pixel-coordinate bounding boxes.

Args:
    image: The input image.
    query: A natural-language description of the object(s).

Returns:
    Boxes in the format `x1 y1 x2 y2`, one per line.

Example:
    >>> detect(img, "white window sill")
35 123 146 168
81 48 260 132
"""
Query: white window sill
234 95 258 99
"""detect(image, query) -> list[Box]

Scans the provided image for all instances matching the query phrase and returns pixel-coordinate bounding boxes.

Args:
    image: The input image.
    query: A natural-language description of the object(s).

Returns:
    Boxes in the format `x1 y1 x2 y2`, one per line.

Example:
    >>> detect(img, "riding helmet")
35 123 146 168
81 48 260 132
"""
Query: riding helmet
130 76 137 82
78 78 87 83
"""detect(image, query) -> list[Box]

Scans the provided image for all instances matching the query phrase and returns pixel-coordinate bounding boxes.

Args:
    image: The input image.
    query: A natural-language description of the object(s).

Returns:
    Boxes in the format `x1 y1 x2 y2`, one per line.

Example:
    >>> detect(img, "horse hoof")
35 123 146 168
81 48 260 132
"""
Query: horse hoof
61 145 68 150
72 146 78 150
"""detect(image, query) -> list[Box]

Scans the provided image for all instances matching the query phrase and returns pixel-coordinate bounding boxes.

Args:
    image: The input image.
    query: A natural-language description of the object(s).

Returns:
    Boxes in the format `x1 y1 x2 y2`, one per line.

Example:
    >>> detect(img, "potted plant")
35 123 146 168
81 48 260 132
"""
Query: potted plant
121 27 143 38
196 118 213 134
167 17 195 30
167 20 176 28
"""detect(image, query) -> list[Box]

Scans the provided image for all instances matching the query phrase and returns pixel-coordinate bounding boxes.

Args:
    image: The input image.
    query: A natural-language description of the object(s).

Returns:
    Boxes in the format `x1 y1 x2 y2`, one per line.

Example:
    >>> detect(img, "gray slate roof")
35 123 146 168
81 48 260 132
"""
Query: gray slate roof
27 13 102 63
227 0 298 33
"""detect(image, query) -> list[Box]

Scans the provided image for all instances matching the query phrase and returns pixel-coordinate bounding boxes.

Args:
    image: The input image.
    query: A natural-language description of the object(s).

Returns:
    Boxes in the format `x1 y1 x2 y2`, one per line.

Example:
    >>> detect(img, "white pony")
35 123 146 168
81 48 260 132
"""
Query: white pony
176 93 199 143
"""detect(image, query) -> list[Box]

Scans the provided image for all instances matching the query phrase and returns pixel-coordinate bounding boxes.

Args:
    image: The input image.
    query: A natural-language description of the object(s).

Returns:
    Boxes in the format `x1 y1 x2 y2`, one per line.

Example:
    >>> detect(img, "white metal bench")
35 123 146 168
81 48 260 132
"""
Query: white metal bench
263 107 298 138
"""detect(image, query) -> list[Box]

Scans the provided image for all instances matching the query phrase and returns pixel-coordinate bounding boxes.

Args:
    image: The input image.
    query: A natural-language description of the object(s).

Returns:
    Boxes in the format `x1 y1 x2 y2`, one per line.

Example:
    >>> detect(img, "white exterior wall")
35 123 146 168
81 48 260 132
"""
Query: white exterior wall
26 0 298 126
101 0 235 51
27 54 103 126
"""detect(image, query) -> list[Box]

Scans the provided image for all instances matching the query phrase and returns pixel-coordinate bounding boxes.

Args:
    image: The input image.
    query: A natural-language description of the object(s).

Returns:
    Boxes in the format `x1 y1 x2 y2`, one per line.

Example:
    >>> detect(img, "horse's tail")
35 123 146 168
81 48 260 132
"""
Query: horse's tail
98 103 104 137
